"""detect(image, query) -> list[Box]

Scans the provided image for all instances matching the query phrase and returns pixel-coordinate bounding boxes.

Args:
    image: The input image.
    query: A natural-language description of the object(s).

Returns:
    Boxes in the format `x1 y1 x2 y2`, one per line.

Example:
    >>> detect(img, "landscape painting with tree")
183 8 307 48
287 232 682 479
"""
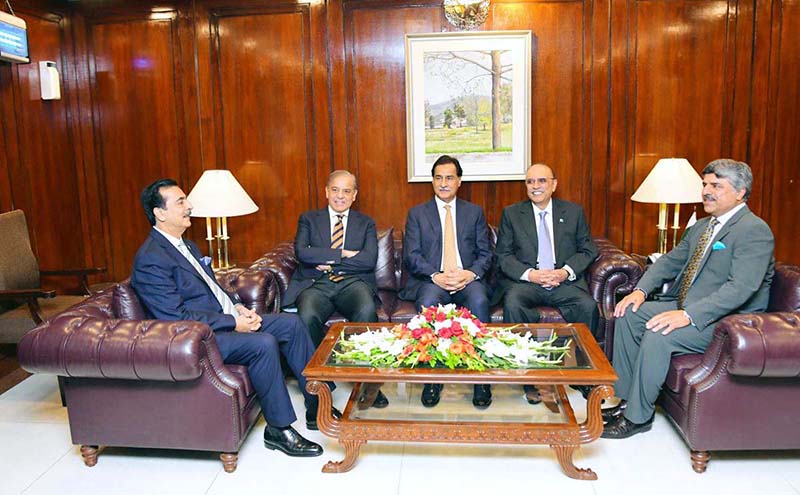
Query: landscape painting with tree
406 32 531 182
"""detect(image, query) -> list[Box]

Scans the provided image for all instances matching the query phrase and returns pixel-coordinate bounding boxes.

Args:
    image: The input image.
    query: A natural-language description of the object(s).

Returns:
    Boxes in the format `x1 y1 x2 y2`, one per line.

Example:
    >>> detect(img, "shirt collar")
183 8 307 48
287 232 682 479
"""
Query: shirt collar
531 199 553 217
713 202 746 227
434 196 456 210
154 227 184 249
328 206 350 219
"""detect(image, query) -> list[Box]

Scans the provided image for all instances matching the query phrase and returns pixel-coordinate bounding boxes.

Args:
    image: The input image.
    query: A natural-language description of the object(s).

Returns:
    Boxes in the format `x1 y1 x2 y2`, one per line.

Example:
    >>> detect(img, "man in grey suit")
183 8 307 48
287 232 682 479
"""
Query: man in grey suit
602 159 775 439
494 163 599 403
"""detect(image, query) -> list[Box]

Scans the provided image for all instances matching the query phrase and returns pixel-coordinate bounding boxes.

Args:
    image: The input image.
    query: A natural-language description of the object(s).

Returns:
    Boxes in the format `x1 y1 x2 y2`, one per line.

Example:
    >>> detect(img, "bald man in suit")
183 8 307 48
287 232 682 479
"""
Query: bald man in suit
602 159 775 439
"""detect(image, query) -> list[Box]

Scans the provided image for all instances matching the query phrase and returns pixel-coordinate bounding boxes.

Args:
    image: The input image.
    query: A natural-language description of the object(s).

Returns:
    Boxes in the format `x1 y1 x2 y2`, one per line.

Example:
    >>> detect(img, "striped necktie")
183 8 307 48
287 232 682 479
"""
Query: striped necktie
330 214 345 282
177 241 238 316
677 218 720 309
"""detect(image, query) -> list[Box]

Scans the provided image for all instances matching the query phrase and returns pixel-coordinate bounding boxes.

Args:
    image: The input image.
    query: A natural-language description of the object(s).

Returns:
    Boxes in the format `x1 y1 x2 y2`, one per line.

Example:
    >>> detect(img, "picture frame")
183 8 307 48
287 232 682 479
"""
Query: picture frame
405 31 532 182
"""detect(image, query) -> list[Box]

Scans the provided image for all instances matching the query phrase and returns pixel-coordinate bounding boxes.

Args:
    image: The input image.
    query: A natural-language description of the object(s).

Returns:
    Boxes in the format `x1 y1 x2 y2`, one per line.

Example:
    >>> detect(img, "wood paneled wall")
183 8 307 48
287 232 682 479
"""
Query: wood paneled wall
1 0 798 284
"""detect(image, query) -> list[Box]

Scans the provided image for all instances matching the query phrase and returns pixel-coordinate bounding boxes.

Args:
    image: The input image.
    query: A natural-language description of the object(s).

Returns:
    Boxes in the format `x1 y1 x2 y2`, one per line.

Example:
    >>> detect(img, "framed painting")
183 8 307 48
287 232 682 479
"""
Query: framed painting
405 31 532 182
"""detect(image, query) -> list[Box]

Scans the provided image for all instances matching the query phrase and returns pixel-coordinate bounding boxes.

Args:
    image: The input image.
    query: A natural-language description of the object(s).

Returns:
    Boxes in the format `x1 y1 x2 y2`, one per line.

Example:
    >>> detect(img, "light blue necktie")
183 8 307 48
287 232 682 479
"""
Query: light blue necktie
177 241 238 316
537 211 555 270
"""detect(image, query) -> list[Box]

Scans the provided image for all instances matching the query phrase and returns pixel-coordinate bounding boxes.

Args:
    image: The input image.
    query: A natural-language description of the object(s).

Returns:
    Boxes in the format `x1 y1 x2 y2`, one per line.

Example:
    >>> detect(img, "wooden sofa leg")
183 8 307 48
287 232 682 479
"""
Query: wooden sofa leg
80 445 98 467
220 453 238 473
691 450 710 473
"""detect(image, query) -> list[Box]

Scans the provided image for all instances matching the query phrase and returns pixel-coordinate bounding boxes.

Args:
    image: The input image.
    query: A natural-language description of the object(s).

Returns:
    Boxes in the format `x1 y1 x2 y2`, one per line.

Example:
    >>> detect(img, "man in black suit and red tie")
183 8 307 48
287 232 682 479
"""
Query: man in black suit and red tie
493 163 599 404
400 155 494 409
282 170 388 408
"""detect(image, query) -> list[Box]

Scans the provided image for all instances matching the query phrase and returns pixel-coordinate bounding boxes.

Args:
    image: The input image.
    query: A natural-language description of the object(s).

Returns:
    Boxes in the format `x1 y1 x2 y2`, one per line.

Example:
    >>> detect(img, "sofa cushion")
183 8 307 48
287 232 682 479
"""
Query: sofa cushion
113 283 147 320
0 210 40 291
665 353 703 394
768 263 800 313
375 228 397 291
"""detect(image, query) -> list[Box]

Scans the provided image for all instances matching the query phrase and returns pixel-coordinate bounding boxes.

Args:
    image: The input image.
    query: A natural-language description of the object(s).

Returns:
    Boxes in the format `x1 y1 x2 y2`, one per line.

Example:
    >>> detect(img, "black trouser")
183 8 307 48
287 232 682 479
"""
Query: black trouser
296 276 378 346
502 282 599 337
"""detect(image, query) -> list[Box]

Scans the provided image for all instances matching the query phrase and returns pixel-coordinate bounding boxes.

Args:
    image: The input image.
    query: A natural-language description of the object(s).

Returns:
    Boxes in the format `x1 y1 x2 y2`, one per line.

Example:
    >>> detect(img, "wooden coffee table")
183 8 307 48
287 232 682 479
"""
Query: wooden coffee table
304 322 617 480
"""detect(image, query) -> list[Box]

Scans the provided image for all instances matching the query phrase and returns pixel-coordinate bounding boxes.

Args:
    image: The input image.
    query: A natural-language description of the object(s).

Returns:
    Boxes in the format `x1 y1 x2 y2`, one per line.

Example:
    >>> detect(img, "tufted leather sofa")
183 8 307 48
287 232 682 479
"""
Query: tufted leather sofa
251 227 643 358
657 262 800 473
17 267 278 473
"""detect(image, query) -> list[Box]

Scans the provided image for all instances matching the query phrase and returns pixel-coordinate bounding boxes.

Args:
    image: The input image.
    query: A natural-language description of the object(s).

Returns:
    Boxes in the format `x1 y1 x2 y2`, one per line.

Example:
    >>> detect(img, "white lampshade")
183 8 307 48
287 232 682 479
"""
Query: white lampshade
631 158 703 204
187 170 259 217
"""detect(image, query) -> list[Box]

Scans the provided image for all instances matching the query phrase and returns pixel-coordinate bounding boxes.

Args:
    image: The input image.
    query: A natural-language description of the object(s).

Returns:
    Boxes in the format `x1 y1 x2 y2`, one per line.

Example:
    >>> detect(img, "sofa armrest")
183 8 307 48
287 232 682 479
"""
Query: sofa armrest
250 241 297 310
218 267 280 314
587 238 644 315
18 315 216 382
717 312 800 378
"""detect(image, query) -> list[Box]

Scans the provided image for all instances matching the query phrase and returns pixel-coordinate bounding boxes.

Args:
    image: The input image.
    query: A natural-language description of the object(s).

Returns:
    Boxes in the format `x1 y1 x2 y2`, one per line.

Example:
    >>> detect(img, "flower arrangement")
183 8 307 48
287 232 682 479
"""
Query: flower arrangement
333 304 572 371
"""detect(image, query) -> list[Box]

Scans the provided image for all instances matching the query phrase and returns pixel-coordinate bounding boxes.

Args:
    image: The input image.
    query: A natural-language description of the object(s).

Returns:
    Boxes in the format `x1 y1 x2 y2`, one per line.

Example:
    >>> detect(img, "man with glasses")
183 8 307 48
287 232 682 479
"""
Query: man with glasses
400 155 493 409
493 163 599 404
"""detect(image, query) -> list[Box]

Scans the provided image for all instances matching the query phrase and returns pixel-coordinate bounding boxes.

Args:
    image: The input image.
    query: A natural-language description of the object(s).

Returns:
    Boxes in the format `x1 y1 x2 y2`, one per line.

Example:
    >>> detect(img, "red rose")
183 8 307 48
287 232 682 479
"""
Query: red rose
411 328 424 339
435 311 447 322
451 321 463 336
439 327 452 339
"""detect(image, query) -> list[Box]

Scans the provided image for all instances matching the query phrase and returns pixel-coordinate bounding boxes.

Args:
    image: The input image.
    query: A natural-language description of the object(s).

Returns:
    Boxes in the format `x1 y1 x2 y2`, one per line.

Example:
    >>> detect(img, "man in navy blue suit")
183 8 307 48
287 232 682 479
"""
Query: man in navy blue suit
282 170 388 408
400 155 493 408
131 178 337 458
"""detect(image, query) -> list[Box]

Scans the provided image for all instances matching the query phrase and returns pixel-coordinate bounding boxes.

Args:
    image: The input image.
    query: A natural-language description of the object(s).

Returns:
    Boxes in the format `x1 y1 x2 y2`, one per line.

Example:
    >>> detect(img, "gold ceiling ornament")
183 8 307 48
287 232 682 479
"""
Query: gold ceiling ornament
443 0 490 31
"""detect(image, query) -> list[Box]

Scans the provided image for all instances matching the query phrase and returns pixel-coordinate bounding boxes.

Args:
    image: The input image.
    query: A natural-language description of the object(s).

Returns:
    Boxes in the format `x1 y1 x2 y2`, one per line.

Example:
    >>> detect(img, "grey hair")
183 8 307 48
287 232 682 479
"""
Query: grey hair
701 159 753 200
327 170 358 190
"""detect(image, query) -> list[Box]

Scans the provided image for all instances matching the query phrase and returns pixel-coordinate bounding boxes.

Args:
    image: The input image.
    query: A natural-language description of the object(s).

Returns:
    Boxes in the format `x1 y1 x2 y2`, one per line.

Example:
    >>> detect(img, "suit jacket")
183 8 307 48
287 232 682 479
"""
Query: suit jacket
399 198 493 301
131 229 241 332
282 208 379 307
494 198 598 302
637 205 775 331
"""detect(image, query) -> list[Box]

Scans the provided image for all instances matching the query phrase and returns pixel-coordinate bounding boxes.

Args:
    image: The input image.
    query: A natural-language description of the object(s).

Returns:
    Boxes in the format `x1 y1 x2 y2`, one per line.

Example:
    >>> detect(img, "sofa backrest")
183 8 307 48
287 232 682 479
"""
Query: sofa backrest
768 262 800 313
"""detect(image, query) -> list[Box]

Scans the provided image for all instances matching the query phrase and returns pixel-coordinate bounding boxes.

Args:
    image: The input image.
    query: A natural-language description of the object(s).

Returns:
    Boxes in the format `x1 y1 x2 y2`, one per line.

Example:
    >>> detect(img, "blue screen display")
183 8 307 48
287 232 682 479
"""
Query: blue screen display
0 20 29 61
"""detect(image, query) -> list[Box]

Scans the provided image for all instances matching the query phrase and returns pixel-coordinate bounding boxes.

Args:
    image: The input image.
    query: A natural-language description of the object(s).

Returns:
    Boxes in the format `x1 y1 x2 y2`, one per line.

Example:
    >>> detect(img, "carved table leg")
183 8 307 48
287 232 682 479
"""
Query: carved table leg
220 453 238 473
306 380 341 437
322 439 365 473
551 445 597 480
691 450 710 473
80 445 98 467
579 385 614 444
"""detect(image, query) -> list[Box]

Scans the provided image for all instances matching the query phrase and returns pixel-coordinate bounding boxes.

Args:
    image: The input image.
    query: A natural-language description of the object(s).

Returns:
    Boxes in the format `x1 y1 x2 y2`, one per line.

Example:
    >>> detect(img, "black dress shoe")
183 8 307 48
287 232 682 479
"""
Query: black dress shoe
263 425 323 457
523 384 542 405
421 383 443 407
601 414 653 439
601 401 627 423
472 384 492 409
306 407 343 431
372 390 389 409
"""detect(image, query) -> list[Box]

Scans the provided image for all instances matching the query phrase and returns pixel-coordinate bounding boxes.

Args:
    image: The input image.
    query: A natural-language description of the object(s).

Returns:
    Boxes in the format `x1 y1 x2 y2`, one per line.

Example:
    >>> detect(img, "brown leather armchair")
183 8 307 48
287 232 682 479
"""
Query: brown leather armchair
17 266 278 472
0 209 106 344
658 262 800 472
252 227 643 359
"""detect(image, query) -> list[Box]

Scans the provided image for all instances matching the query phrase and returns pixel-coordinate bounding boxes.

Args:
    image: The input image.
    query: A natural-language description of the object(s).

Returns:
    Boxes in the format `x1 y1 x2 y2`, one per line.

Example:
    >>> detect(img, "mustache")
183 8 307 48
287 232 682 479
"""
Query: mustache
703 194 716 201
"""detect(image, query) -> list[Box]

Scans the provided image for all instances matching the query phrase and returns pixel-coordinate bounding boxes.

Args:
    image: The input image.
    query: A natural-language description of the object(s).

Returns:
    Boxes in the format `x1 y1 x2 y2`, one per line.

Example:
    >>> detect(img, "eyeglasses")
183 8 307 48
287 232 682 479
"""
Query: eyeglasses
526 178 555 185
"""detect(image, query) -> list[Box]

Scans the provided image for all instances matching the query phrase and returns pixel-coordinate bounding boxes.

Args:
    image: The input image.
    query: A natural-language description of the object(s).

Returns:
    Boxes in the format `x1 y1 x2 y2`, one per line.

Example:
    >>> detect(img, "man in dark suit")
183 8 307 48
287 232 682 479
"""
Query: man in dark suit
131 178 337 458
494 163 599 404
400 155 493 408
282 170 387 408
602 159 775 439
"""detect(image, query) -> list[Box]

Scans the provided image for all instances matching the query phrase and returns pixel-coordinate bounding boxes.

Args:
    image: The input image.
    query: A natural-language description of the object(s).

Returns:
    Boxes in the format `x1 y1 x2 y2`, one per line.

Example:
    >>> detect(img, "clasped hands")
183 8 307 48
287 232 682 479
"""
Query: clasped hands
234 304 262 333
613 290 690 335
527 268 569 289
315 249 360 273
433 269 477 293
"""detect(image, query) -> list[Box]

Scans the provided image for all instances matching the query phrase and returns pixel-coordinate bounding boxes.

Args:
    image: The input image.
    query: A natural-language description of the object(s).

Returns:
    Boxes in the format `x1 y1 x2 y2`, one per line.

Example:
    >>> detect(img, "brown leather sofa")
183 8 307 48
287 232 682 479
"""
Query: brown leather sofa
658 262 800 473
17 267 278 473
251 227 643 358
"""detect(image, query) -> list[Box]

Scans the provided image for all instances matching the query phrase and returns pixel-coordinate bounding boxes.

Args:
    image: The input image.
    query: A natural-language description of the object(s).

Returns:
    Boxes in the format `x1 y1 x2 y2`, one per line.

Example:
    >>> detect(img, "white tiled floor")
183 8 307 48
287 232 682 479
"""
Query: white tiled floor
1 375 798 495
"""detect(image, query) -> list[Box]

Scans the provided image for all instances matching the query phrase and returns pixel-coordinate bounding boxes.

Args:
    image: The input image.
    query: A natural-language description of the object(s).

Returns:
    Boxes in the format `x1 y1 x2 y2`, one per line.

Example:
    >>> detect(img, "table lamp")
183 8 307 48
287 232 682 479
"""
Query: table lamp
186 170 259 269
631 158 703 254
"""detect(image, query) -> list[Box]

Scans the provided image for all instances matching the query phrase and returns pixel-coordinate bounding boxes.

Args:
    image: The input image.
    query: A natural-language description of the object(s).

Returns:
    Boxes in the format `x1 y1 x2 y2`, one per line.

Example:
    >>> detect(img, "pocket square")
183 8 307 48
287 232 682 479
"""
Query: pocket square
201 256 213 266
558 218 564 223
711 241 726 251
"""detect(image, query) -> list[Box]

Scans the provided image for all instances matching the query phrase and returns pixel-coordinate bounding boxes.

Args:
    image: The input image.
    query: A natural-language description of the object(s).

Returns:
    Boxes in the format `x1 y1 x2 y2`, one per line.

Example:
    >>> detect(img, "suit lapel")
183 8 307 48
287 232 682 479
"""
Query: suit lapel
424 199 443 262
551 199 567 264
454 199 468 258
694 205 750 275
150 230 206 284
315 209 332 247
516 201 539 252
344 210 362 249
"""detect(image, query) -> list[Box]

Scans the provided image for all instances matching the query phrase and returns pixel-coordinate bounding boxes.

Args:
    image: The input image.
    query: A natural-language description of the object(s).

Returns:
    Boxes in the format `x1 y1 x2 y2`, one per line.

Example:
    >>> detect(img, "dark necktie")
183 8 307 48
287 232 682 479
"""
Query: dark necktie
330 214 345 282
677 218 720 309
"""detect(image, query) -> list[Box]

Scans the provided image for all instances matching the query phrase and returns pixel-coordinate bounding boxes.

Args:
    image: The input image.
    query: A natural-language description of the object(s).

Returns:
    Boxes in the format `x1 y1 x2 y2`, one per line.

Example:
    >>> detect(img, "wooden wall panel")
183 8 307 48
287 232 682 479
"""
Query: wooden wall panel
765 0 800 263
0 5 86 272
624 0 736 256
88 12 187 280
207 6 317 262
